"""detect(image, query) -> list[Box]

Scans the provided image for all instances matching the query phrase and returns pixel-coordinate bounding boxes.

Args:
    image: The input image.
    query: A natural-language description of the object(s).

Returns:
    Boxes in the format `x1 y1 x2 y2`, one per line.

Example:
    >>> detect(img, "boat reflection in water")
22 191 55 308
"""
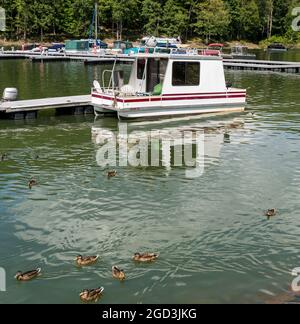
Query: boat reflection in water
92 110 247 177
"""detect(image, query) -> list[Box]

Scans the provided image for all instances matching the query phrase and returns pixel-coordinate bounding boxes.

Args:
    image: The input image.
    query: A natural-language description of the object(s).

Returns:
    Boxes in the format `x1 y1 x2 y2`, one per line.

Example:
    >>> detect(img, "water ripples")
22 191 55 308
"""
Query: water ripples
0 69 300 303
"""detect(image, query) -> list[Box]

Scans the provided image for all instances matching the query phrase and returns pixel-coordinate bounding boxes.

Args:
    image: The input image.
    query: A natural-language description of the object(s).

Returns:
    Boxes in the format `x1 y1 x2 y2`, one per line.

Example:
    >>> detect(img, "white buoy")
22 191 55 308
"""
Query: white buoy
2 88 18 101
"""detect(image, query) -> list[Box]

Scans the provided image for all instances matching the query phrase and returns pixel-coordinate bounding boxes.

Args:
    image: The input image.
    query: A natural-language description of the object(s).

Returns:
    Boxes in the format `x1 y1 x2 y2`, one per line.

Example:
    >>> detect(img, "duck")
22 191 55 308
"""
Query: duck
265 209 277 218
132 253 159 262
0 153 7 161
224 133 231 143
107 170 117 178
75 255 99 266
79 287 104 303
15 268 41 281
28 178 38 189
112 266 126 281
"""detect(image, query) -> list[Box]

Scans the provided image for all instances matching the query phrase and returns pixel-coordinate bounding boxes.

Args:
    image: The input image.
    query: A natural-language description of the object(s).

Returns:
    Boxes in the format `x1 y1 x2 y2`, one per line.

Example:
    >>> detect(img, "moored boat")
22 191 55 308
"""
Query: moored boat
267 43 287 52
91 52 246 120
231 46 256 60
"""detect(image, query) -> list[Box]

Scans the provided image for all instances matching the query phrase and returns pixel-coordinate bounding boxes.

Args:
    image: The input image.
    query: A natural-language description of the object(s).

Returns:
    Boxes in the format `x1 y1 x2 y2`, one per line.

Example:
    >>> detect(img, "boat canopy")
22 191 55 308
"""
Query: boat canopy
208 43 224 48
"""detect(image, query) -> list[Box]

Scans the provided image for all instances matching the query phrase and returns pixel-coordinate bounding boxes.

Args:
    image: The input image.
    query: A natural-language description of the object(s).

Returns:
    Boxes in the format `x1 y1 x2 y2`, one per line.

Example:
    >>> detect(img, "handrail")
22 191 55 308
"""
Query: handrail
102 70 113 90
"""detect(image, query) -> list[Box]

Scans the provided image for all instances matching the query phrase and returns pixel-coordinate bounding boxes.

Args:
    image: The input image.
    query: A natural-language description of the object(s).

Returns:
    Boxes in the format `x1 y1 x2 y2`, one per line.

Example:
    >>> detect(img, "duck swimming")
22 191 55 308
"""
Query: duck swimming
0 153 7 161
133 253 159 262
28 179 38 189
75 255 99 266
112 266 126 281
265 209 277 218
79 287 104 303
107 171 117 178
15 268 41 281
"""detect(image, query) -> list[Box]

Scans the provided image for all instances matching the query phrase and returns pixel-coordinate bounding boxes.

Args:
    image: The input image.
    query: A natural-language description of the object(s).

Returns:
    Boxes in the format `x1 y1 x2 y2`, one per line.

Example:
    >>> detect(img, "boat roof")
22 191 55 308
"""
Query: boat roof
124 53 223 61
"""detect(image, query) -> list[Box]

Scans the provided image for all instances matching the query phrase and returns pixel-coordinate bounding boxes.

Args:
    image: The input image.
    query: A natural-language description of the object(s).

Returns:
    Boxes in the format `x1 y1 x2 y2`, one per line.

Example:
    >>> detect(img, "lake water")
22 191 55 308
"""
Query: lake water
0 51 300 304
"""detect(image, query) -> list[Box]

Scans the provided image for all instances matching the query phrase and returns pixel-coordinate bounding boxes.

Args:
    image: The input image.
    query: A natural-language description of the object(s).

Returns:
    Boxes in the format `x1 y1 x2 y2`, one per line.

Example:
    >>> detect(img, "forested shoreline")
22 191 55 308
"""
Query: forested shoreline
0 0 300 46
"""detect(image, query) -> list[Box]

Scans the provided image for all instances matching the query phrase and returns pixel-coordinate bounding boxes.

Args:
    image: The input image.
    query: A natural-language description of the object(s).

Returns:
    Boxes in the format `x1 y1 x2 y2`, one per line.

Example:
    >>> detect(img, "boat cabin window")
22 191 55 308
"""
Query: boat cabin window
172 62 200 86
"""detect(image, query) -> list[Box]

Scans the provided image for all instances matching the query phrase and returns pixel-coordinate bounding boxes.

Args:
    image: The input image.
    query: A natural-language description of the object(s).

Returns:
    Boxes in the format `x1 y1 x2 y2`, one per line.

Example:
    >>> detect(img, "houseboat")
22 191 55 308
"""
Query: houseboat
91 53 247 119
267 43 287 52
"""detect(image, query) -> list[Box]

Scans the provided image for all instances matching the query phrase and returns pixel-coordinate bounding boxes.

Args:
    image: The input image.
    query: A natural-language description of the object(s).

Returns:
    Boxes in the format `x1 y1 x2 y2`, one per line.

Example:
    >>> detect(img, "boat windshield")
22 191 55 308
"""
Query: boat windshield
101 61 134 91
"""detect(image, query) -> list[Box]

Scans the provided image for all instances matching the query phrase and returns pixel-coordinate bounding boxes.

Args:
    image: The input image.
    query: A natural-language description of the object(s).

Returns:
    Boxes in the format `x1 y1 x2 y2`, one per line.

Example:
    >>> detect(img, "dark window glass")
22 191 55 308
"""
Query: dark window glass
172 62 200 86
137 59 146 80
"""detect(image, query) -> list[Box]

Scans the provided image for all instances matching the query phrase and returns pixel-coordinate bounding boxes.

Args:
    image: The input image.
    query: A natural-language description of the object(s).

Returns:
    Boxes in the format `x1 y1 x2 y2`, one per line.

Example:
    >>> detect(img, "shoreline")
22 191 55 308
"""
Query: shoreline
2 38 300 50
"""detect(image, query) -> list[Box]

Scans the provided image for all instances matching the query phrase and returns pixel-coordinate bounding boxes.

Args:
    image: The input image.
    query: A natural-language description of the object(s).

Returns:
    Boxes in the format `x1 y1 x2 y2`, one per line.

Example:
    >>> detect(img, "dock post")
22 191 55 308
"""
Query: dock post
73 107 85 115
84 106 94 114
8 112 25 120
25 111 37 119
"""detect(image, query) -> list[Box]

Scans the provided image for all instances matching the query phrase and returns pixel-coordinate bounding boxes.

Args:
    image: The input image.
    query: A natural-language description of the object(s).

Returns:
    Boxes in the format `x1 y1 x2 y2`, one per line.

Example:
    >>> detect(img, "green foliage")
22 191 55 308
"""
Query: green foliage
194 0 230 42
0 0 299 44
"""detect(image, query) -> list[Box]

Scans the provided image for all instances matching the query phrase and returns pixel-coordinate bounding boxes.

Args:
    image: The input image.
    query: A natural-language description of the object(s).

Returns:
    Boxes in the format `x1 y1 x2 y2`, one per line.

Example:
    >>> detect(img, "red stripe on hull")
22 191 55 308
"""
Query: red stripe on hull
162 92 246 97
92 93 246 104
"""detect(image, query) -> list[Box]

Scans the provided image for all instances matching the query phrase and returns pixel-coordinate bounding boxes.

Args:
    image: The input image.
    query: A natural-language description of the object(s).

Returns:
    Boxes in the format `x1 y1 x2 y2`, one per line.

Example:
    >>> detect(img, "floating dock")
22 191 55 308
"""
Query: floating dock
223 59 300 73
0 95 92 119
0 51 133 63
1 51 300 73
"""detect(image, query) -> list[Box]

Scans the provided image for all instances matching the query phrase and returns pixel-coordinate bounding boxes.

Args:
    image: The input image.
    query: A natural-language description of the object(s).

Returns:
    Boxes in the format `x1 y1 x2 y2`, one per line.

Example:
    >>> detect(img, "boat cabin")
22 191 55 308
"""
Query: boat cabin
99 54 227 95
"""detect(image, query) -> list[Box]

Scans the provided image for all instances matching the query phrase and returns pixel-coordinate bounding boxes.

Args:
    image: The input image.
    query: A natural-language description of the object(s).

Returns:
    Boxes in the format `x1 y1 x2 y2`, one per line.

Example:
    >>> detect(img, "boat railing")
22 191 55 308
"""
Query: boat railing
102 70 114 90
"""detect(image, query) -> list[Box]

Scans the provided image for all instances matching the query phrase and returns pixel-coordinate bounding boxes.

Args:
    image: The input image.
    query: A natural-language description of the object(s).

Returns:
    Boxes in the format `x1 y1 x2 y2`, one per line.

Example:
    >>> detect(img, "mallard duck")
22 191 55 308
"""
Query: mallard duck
1 153 7 161
133 253 159 262
79 287 104 303
28 179 38 189
15 268 41 281
75 255 99 266
112 266 126 281
107 170 117 178
265 209 277 218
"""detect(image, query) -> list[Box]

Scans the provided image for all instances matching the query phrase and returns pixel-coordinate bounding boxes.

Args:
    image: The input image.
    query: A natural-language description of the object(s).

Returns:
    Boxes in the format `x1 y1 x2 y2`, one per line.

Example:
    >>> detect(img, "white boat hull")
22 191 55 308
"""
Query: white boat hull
92 91 246 119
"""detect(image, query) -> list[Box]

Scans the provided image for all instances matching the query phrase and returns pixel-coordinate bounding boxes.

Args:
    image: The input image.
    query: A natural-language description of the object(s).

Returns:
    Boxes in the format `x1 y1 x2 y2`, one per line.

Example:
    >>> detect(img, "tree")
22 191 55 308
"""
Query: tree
239 0 261 40
0 0 298 44
194 0 230 43
161 0 188 37
142 0 162 36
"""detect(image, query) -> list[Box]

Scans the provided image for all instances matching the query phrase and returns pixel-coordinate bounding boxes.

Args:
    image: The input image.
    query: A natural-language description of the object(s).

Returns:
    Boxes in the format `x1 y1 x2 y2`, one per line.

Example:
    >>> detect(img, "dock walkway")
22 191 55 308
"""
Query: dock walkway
0 95 92 119
223 59 300 73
